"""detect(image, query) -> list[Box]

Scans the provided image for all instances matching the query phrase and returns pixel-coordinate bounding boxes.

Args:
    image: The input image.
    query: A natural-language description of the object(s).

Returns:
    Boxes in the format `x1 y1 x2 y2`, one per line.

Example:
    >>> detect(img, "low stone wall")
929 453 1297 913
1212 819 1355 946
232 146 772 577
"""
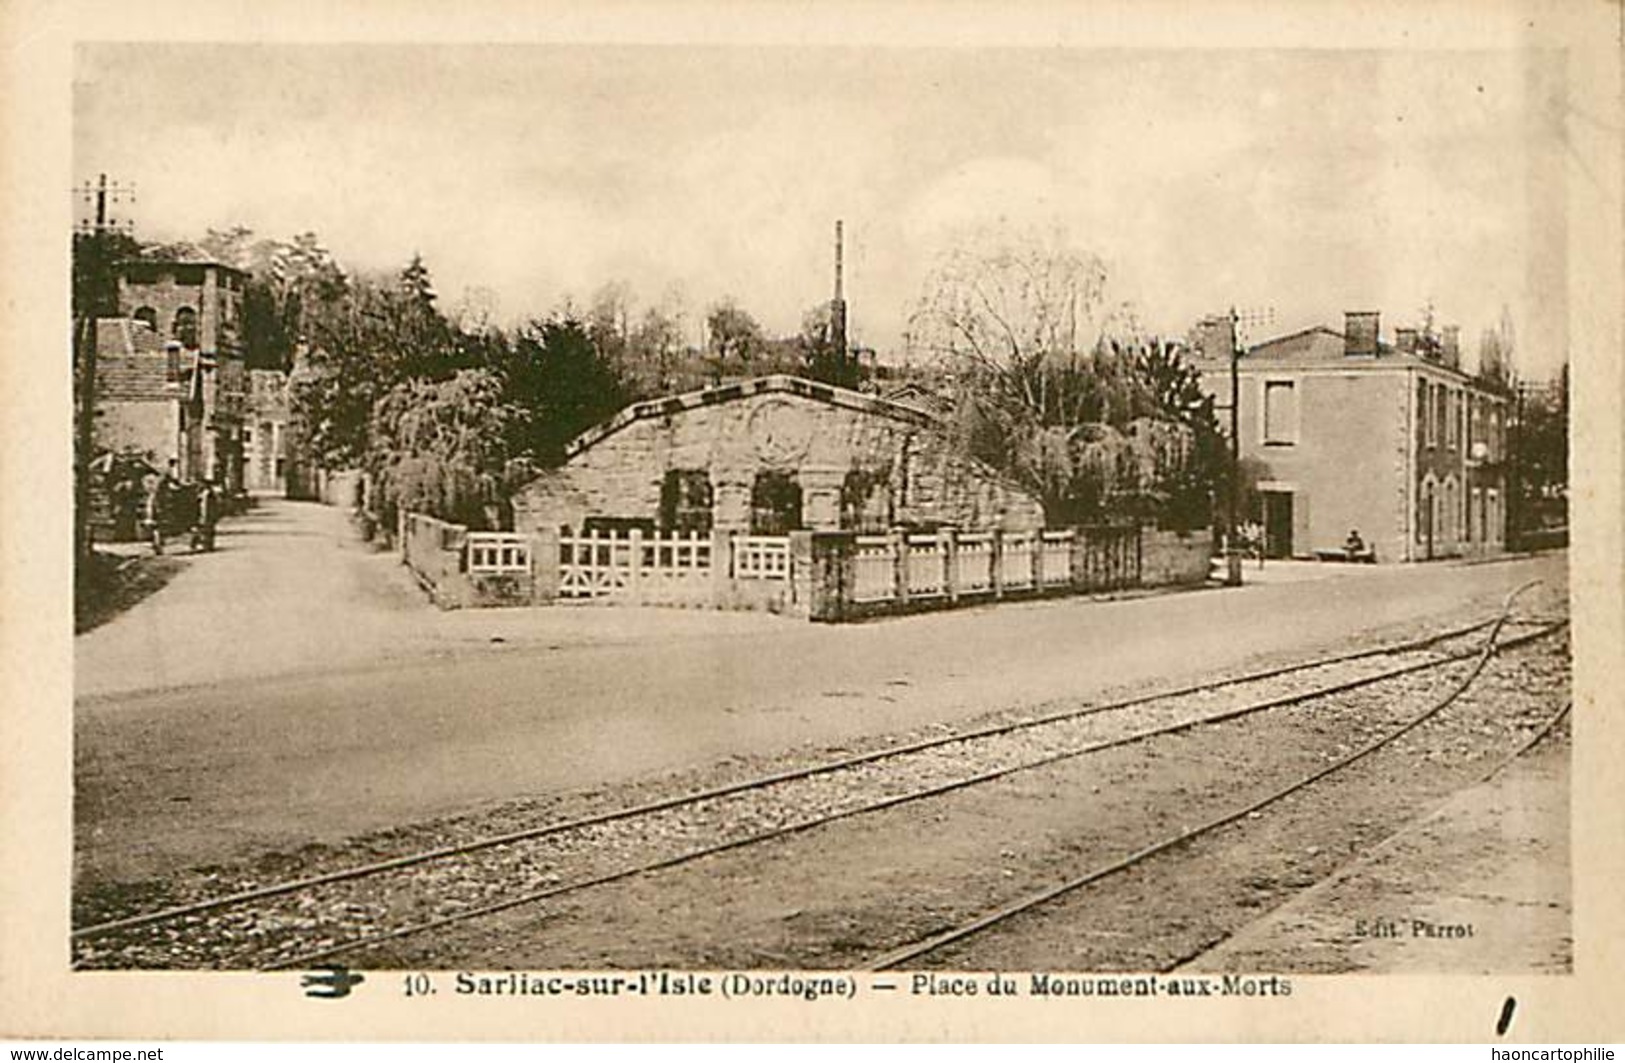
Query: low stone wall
1140 528 1213 587
402 513 471 608
402 514 546 609
321 469 364 510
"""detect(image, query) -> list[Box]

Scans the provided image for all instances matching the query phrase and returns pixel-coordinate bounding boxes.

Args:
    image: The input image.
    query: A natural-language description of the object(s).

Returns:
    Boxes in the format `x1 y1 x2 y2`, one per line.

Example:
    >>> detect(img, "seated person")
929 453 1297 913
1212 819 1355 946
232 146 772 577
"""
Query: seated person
1343 529 1367 558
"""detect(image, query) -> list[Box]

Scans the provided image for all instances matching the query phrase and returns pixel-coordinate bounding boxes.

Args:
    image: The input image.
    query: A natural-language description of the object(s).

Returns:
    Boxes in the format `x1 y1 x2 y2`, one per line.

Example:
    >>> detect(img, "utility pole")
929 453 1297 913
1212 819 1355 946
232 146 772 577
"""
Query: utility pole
1508 378 1525 552
1214 306 1273 586
832 219 848 372
72 173 136 565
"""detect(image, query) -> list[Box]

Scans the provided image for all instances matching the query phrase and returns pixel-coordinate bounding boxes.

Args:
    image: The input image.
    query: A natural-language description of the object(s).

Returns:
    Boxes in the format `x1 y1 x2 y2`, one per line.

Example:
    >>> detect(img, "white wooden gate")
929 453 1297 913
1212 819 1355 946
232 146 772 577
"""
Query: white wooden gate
557 529 713 603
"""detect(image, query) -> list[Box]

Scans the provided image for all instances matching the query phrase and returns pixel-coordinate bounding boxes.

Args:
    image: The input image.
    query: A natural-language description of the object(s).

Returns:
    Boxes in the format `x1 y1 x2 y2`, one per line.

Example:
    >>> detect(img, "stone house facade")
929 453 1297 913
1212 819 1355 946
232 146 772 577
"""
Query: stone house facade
1192 311 1509 562
245 369 290 493
93 318 194 470
111 253 249 492
511 375 1045 538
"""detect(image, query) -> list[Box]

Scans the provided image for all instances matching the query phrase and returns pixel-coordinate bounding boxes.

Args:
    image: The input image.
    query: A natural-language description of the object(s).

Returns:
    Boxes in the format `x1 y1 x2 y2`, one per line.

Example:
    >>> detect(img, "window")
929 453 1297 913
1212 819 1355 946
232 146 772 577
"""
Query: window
133 306 158 331
841 468 892 532
1418 380 1431 446
172 306 199 350
750 471 802 535
658 470 713 535
1263 380 1298 445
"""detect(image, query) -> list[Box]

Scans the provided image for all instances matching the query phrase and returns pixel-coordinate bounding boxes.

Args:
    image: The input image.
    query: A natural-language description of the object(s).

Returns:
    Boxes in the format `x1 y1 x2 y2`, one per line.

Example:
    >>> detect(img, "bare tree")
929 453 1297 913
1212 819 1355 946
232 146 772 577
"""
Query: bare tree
908 226 1208 527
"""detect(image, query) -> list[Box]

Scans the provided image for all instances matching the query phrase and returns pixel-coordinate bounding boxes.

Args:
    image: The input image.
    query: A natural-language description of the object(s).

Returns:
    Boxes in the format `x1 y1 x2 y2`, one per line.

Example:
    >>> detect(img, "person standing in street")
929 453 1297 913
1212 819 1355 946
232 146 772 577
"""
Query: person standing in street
144 459 182 555
191 478 219 552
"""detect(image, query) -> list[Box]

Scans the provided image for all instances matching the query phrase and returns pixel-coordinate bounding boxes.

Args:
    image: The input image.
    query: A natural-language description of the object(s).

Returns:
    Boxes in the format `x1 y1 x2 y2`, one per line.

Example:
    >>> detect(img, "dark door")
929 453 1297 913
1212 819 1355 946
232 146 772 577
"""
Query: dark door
1262 490 1293 559
1422 484 1435 560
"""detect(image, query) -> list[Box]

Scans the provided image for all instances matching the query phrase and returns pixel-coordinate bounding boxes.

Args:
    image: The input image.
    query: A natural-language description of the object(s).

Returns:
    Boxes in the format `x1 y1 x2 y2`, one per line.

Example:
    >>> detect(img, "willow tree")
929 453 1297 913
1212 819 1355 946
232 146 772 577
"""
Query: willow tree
907 227 1212 527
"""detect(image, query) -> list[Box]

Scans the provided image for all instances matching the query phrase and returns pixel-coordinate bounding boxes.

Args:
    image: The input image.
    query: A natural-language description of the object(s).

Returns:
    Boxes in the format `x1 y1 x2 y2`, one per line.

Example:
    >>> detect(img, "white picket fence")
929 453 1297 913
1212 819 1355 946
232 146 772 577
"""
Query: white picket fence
853 535 895 603
843 527 1138 608
466 531 531 575
556 528 794 603
733 536 791 580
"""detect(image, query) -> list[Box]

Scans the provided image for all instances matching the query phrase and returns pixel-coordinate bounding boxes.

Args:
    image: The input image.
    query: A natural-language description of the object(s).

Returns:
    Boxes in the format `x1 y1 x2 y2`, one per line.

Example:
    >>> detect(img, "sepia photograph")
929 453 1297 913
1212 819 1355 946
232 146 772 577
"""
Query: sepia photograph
5 0 1622 1045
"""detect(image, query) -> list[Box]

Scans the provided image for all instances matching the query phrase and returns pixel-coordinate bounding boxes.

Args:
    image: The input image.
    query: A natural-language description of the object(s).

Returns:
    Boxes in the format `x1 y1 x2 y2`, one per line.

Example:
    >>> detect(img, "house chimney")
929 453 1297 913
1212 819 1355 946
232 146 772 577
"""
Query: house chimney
1192 315 1236 361
1440 324 1461 368
1344 311 1380 357
1395 327 1418 355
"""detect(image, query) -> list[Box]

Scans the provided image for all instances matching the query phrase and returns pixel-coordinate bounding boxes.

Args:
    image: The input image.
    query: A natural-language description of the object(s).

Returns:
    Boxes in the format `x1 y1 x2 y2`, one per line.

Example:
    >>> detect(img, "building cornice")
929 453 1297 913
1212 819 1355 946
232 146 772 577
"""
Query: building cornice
563 374 939 460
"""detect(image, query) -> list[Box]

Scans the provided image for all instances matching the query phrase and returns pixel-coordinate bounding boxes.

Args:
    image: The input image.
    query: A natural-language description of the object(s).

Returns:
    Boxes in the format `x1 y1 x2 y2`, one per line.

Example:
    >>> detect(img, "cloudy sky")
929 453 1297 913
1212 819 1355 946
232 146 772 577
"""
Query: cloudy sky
74 42 1567 373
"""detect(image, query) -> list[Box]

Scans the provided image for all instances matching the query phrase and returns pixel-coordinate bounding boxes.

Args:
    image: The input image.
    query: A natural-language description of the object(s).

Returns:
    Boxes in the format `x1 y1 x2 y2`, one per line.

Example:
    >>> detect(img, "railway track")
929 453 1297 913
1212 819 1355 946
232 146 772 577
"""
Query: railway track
73 600 1563 971
861 615 1568 970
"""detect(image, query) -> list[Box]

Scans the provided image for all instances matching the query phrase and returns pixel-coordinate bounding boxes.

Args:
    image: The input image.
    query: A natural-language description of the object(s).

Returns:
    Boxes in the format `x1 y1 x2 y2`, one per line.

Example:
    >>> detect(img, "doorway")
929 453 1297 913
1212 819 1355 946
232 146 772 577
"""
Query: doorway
1261 490 1294 559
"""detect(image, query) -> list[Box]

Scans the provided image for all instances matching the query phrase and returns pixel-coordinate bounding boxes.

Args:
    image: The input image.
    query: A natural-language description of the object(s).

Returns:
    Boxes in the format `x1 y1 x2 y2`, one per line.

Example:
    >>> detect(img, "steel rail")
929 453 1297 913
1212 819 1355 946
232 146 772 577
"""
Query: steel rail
859 582 1552 971
74 613 1515 943
1162 697 1573 974
260 615 1562 971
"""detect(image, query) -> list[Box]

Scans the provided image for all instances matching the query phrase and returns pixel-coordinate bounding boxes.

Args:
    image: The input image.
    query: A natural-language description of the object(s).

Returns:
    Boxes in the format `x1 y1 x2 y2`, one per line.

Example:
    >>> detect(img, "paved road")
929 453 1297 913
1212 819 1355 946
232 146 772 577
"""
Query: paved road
74 497 1567 884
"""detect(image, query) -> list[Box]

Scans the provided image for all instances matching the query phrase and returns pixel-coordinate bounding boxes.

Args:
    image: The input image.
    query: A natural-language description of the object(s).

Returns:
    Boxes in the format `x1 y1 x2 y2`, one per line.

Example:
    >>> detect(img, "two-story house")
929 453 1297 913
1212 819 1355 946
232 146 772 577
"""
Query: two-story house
105 250 249 493
1191 311 1509 563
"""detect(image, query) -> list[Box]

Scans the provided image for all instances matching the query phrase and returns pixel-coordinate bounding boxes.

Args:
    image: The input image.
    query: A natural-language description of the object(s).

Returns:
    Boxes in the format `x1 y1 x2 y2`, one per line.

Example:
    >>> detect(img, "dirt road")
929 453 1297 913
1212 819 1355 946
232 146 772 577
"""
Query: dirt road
74 498 1569 886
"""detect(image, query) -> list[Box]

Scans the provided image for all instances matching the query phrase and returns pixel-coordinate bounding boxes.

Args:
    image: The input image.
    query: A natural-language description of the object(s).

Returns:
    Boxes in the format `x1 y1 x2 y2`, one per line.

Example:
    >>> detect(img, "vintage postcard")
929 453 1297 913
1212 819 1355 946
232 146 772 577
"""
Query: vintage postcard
2 0 1621 1044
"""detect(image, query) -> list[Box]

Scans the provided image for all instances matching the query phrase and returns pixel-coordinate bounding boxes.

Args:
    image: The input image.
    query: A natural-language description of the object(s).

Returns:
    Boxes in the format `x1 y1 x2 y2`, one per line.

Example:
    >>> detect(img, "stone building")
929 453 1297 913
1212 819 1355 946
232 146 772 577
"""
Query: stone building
111 251 248 492
244 369 290 493
92 318 192 469
511 375 1045 537
1191 311 1510 562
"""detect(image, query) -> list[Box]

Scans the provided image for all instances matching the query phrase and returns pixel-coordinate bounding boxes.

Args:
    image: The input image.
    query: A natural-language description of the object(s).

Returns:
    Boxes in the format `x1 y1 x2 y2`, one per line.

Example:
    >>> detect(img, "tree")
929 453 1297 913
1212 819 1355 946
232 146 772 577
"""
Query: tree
627 302 688 396
1512 362 1568 538
197 227 350 370
1477 303 1516 390
704 298 764 383
500 316 630 467
798 301 865 389
367 368 523 529
907 227 1210 527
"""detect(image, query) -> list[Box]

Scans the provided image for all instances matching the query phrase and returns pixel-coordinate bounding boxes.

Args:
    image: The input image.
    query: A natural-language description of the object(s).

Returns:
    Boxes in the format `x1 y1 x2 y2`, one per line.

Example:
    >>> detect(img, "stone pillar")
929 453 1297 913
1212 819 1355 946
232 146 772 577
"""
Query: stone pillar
713 479 752 533
1069 527 1092 594
628 527 644 604
891 530 910 606
787 530 814 617
531 526 560 603
710 528 734 608
941 528 958 603
991 528 1005 599
799 466 846 531
807 531 856 622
